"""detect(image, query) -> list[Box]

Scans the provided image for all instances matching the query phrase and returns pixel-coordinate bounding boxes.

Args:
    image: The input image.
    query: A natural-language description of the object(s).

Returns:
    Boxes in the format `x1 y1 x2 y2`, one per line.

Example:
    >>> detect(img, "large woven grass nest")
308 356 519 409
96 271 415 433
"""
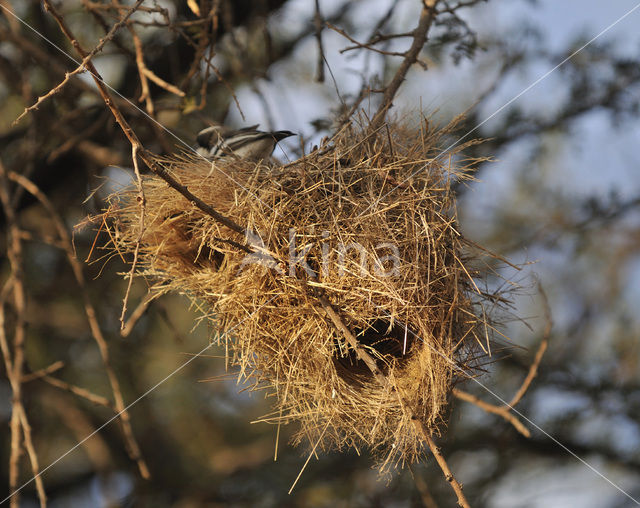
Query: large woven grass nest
106 119 496 471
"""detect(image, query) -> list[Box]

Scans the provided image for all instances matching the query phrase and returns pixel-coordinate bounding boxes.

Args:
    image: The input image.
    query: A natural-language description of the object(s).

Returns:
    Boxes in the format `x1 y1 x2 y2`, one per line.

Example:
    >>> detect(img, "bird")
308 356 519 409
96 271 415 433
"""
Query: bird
195 124 296 161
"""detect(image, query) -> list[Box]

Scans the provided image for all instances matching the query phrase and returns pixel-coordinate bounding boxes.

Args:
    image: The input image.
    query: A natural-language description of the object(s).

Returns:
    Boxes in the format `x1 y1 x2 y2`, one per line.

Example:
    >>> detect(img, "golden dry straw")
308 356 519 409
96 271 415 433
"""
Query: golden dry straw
104 119 496 471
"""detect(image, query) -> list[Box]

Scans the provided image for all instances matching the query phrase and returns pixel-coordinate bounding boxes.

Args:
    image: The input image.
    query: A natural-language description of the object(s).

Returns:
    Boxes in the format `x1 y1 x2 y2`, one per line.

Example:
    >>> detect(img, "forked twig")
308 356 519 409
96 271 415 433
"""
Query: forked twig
327 22 413 58
130 25 185 114
453 283 552 438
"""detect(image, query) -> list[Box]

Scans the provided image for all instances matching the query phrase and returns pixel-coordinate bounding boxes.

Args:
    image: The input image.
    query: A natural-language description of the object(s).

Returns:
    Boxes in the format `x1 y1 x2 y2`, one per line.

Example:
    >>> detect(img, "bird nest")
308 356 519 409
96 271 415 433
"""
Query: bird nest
104 119 501 471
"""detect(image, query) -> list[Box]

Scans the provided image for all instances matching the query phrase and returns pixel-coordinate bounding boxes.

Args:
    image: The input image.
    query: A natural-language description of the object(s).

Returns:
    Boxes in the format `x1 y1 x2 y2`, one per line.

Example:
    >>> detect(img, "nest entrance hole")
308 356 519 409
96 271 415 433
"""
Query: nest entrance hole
333 319 418 380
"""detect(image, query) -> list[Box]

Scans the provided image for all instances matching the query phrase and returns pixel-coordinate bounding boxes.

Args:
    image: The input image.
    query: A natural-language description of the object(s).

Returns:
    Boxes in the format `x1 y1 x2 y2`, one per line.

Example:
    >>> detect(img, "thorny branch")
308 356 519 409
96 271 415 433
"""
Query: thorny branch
13 0 146 126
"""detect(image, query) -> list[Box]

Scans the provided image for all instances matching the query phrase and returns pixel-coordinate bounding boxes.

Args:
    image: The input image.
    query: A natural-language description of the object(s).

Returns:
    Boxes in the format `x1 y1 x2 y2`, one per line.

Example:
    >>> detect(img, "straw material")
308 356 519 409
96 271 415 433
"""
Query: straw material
105 119 495 471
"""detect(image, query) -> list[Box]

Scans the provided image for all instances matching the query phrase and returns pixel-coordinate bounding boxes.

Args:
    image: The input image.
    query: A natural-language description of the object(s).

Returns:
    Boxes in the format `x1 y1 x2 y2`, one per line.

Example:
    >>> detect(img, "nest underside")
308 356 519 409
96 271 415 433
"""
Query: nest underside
106 120 495 471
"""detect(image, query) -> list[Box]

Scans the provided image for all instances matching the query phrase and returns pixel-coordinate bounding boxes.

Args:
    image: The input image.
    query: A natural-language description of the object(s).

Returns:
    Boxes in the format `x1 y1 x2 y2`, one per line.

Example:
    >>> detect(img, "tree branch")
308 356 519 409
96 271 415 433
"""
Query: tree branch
369 0 440 132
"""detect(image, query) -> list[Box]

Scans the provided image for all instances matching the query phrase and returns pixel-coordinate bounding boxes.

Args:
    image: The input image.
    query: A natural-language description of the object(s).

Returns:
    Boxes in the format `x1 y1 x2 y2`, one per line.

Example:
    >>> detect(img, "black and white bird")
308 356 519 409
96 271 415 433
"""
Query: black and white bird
195 124 296 161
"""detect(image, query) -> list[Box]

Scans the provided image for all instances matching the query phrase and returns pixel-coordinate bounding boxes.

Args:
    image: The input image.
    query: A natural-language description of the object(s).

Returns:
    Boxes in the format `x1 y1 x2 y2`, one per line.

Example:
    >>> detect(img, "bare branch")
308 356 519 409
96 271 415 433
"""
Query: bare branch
14 0 145 126
453 284 553 438
369 0 440 132
453 388 530 437
21 361 65 383
313 0 326 82
7 169 150 479
327 23 411 58
0 161 47 508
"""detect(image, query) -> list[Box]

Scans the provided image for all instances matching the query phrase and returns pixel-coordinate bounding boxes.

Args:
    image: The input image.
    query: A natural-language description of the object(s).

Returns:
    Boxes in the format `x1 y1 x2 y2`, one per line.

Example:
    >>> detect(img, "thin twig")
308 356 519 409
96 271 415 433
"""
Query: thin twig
0 162 47 508
0 293 31 508
120 145 146 331
8 169 150 479
120 292 156 338
422 430 470 508
21 361 65 383
16 405 47 507
0 183 23 508
14 0 145 125
327 23 413 58
41 376 114 409
130 27 154 115
452 388 530 437
436 0 487 15
313 0 325 82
